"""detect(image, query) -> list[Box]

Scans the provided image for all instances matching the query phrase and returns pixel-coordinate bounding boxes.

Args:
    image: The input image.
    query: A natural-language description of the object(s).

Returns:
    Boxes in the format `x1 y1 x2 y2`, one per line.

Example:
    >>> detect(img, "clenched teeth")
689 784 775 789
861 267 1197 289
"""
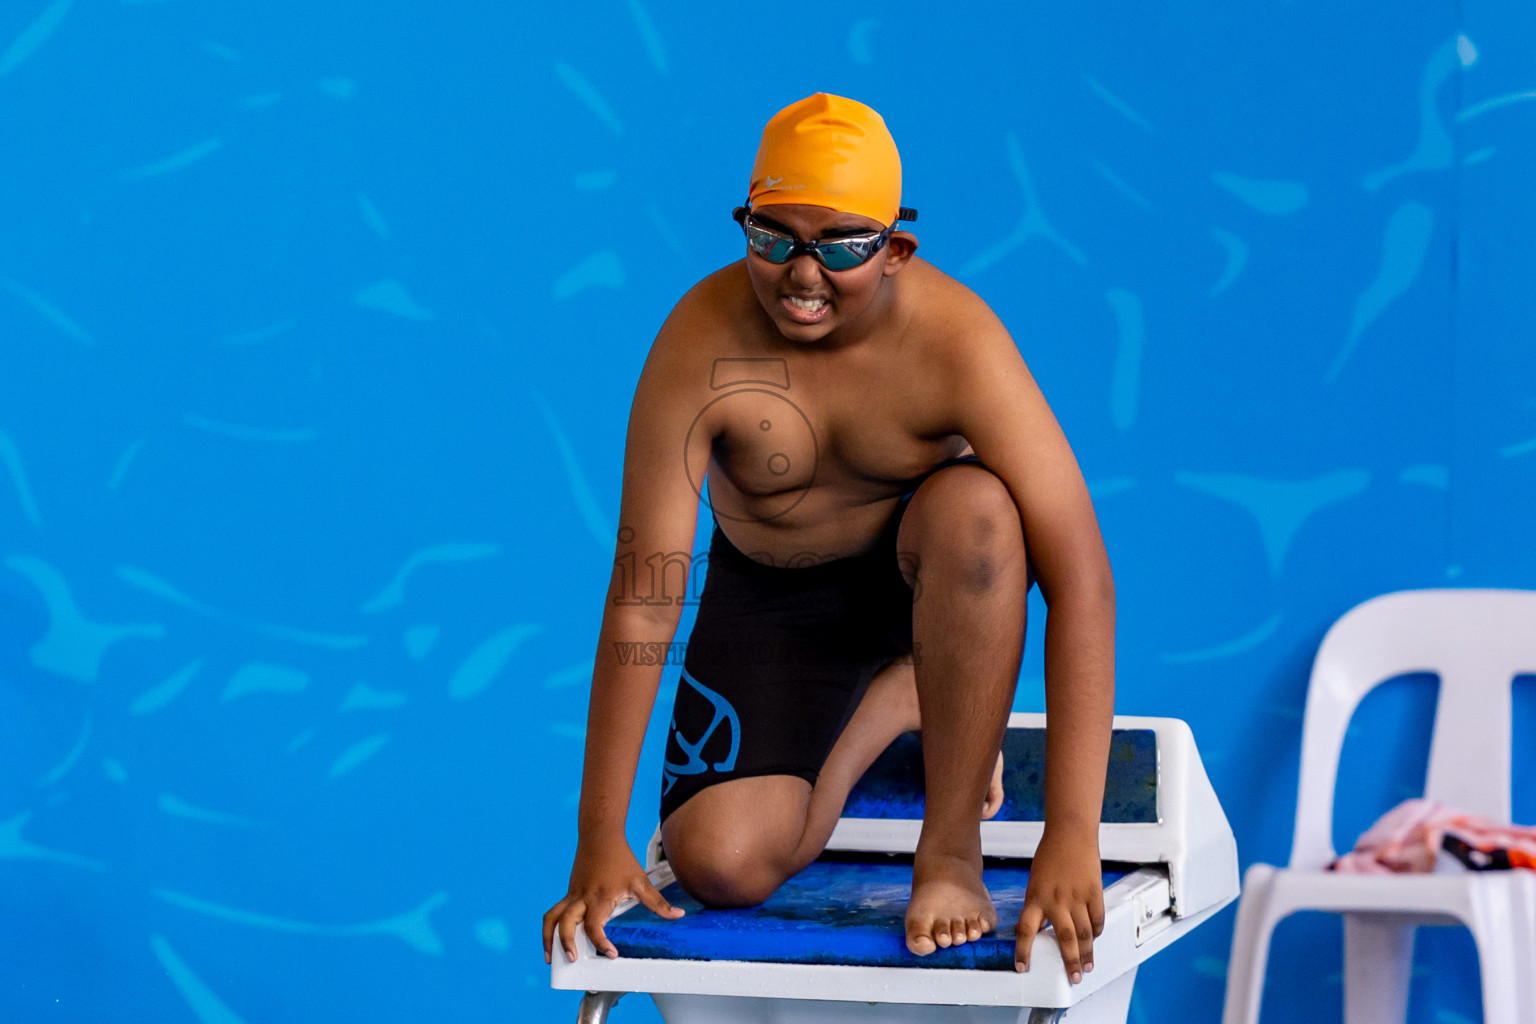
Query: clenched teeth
788 297 826 311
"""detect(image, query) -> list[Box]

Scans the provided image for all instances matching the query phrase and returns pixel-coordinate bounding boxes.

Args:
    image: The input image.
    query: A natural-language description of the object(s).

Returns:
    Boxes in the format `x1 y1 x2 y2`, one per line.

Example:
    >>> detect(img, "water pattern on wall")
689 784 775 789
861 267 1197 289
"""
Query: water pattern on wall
1 2 1533 1022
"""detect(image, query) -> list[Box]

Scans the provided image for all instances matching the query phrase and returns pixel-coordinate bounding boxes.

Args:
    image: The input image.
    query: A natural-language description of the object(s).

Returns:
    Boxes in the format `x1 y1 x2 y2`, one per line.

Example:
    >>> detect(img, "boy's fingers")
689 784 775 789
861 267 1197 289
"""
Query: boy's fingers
557 903 585 963
541 900 566 962
1050 906 1082 983
637 881 684 919
1090 891 1106 937
1014 904 1043 970
584 911 617 959
1071 904 1095 972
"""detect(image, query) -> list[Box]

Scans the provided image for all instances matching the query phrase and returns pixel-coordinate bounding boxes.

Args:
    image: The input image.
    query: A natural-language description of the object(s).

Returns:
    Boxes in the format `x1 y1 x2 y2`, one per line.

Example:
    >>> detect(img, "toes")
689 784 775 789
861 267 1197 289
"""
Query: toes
934 920 953 948
905 911 940 956
906 931 937 956
966 916 983 941
950 918 968 946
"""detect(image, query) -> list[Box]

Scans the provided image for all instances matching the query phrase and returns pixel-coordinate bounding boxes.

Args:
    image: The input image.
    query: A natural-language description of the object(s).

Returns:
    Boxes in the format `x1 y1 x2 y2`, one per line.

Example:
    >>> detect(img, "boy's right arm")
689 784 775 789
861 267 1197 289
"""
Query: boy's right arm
542 295 715 965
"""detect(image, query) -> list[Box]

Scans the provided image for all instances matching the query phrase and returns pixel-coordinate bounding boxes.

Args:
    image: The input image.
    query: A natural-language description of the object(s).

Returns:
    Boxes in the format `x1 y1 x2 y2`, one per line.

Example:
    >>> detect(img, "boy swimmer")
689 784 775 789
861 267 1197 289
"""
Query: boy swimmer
543 94 1115 982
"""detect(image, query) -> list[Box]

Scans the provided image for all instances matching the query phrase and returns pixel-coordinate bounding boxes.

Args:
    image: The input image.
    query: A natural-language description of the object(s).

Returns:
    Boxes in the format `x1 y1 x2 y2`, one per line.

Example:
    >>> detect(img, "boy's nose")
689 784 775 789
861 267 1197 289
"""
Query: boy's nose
787 255 823 286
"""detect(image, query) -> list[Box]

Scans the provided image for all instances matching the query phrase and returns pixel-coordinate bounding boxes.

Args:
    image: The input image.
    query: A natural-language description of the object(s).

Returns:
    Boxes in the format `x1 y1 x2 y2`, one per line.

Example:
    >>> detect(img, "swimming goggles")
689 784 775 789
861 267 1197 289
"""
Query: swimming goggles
733 206 917 271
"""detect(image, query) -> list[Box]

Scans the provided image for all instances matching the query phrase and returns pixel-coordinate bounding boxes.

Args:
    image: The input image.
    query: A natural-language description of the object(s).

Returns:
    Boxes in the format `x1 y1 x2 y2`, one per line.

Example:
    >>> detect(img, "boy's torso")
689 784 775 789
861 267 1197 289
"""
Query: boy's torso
680 257 982 567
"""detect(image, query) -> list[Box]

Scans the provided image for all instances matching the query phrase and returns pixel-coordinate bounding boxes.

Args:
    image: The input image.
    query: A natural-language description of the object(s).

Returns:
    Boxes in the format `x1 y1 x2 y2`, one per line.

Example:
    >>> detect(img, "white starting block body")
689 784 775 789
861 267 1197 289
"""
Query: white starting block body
551 713 1238 1023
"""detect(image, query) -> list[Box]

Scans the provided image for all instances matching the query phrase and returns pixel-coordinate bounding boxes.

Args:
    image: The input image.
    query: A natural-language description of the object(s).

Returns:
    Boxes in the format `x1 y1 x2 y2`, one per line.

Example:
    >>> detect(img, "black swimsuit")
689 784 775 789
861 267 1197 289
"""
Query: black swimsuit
659 453 988 823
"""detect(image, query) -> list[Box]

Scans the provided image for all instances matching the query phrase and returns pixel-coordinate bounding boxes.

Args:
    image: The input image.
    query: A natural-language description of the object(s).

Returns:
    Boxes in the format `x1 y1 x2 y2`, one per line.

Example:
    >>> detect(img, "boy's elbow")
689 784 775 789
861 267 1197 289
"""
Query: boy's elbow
622 600 688 632
1088 561 1115 607
1068 570 1115 620
1040 561 1115 617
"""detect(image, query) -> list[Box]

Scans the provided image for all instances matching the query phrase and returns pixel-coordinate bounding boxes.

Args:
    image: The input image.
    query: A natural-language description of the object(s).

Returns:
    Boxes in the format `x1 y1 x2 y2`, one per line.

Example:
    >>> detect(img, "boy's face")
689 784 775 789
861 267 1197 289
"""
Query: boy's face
742 204 916 344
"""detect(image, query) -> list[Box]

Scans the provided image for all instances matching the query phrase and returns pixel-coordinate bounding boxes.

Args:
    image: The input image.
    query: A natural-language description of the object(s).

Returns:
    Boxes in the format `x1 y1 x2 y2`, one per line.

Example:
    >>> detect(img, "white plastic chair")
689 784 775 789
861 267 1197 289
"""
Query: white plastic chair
1222 589 1536 1024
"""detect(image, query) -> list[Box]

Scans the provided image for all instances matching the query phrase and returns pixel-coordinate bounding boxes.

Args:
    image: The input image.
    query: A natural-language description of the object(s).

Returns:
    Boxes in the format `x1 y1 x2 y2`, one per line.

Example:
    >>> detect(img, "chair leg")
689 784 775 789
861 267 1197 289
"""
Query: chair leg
1342 914 1415 1024
1465 877 1536 1024
1222 865 1282 1024
1475 953 1527 1024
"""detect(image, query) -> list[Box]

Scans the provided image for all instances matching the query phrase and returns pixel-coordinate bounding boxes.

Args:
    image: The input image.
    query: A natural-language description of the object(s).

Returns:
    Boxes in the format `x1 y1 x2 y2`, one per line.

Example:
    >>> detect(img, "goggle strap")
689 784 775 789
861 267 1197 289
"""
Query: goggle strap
740 202 917 226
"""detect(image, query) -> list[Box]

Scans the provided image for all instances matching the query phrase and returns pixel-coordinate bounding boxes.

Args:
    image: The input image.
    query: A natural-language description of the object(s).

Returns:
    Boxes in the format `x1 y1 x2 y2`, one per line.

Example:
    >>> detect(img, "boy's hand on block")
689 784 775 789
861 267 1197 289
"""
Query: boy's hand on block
1014 830 1105 983
543 842 684 964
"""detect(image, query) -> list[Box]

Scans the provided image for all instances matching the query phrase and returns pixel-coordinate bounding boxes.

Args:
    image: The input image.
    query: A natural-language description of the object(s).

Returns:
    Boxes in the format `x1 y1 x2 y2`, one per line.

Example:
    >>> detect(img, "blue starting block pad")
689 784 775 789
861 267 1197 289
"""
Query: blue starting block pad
552 714 1239 1024
609 859 1136 971
843 728 1159 824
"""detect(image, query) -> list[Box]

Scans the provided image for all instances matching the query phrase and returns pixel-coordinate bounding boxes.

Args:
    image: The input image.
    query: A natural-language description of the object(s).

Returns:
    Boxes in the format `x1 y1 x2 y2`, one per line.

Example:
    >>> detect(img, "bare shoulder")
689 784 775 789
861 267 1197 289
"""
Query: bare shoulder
638 262 753 378
900 258 1020 373
658 261 754 341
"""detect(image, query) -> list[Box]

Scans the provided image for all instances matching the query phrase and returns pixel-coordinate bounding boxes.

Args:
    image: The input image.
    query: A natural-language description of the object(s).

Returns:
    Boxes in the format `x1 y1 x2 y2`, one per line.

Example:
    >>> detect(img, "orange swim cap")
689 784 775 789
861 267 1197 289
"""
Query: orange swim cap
747 93 906 227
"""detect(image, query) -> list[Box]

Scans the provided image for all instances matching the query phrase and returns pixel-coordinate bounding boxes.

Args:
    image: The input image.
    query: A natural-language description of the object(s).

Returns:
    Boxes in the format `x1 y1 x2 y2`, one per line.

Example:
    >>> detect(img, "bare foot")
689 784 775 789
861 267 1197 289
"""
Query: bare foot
904 849 997 954
981 751 1005 819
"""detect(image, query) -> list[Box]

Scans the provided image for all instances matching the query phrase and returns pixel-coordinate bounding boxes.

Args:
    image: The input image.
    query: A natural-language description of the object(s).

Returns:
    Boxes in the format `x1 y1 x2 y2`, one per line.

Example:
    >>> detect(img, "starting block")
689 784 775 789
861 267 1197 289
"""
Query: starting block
552 713 1238 1023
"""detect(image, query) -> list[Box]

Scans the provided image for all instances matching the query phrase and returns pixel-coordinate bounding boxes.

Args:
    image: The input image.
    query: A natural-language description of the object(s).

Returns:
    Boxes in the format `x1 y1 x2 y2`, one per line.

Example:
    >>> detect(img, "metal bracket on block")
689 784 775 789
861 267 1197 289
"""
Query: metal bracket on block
1124 871 1174 946
577 991 621 1024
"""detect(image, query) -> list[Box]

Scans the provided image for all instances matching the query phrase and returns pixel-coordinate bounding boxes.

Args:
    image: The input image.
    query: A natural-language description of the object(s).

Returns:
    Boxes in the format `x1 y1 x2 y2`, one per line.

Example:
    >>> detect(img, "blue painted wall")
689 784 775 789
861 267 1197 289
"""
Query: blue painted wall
2 1 1532 1021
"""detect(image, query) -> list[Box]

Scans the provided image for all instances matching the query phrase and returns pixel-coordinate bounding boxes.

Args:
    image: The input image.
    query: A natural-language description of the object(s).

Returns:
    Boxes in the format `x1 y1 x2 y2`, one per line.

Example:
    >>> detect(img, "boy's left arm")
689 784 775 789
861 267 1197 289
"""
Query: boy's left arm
946 308 1116 983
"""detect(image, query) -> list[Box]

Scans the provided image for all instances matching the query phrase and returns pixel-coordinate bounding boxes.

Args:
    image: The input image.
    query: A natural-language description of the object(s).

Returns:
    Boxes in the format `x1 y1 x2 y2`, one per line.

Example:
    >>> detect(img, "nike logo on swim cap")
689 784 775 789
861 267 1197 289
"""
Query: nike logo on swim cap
765 175 783 188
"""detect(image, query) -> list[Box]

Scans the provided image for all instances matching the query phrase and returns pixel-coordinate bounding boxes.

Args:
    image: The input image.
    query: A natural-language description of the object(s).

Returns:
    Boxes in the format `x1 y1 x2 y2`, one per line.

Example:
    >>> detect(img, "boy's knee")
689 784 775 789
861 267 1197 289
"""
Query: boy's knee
666 832 786 908
955 471 1022 546
901 467 1027 589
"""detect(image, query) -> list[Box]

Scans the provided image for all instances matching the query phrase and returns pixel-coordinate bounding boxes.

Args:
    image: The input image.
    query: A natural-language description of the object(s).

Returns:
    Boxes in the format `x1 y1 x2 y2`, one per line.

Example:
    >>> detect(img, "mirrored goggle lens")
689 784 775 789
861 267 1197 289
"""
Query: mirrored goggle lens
815 242 868 270
746 226 794 262
745 221 881 269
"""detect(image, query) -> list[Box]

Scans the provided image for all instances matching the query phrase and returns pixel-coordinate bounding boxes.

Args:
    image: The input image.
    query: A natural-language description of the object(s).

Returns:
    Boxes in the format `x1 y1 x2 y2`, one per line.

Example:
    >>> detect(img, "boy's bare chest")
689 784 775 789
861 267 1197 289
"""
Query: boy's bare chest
700 344 964 510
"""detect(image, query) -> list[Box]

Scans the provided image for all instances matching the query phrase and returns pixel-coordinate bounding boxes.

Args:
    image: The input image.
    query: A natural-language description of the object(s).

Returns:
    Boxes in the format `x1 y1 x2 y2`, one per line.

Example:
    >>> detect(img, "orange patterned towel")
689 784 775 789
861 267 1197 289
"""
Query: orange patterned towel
1330 798 1536 874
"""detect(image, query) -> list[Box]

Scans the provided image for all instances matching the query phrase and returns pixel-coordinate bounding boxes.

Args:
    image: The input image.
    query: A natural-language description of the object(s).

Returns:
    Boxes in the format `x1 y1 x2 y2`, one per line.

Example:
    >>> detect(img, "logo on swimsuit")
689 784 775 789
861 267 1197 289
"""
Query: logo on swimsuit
660 668 740 796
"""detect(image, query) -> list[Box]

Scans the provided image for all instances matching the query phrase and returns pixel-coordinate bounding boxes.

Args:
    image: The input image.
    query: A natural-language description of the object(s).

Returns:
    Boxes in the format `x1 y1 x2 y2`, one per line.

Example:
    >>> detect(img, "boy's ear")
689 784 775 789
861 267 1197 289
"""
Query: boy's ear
882 231 919 275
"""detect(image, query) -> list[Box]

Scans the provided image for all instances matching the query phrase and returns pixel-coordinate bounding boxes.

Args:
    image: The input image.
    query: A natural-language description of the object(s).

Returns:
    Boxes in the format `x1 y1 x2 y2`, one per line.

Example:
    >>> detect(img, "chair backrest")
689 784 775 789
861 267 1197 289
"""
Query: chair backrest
1288 588 1536 871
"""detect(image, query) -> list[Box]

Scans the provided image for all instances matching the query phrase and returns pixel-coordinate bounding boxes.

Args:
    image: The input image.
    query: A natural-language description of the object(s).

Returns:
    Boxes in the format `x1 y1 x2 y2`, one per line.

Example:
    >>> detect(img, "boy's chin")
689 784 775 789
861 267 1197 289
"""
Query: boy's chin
768 309 837 342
